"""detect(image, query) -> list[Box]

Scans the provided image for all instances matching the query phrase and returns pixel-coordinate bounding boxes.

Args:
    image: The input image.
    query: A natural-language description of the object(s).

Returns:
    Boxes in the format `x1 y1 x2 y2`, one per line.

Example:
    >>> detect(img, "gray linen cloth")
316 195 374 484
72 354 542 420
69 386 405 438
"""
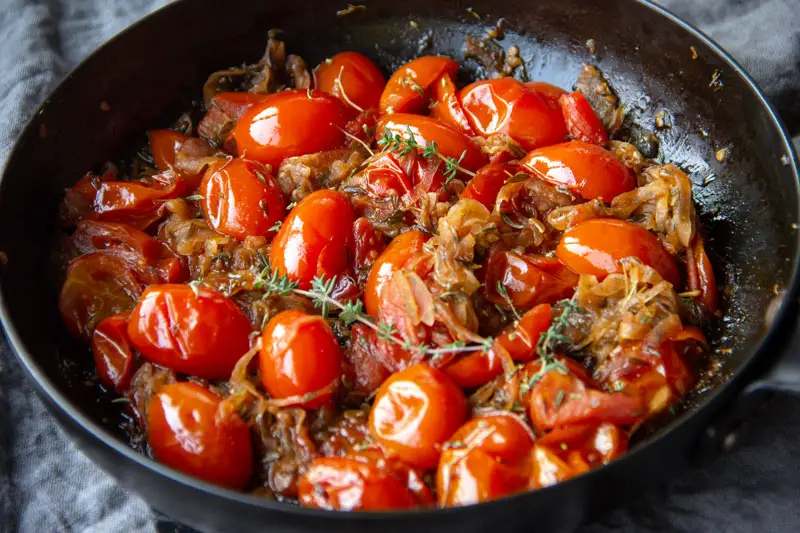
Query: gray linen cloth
0 1 799 532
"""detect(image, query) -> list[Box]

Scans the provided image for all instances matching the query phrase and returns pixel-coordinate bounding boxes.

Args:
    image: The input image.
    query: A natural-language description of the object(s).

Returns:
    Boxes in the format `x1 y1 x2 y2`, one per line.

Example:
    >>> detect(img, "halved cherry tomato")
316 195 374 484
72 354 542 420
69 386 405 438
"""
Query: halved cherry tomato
91 312 135 392
537 422 628 468
147 382 253 490
259 310 344 408
519 141 634 201
686 232 718 315
298 453 433 511
484 252 578 308
198 92 269 144
369 363 467 469
127 284 252 379
269 189 355 289
59 253 144 340
523 358 646 433
556 218 681 286
437 413 534 506
460 162 518 210
379 56 459 115
314 52 386 112
351 217 386 279
559 92 609 146
459 78 567 151
147 130 189 172
232 89 350 169
431 74 474 136
376 114 487 179
364 230 427 318
200 158 286 240
524 81 567 107
444 304 551 388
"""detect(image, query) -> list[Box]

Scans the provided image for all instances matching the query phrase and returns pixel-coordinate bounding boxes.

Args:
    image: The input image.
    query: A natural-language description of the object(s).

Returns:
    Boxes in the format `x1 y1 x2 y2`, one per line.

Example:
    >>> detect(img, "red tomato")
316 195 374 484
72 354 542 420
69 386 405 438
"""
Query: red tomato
269 189 355 289
525 81 567 107
344 323 393 394
376 114 488 178
200 158 286 240
351 217 386 279
519 141 634 201
430 74 474 135
460 162 518 209
314 52 386 112
459 78 567 150
198 92 268 143
538 422 628 467
345 107 379 143
59 253 144 340
91 178 182 229
91 313 135 392
559 92 609 146
529 444 575 489
686 233 718 315
556 218 681 286
127 284 252 379
379 56 459 115
147 382 253 489
437 413 534 506
147 130 189 172
259 310 344 408
359 151 416 199
523 358 646 433
232 89 350 169
369 364 467 469
72 220 161 270
298 453 433 511
484 252 578 308
364 230 427 318
444 304 551 388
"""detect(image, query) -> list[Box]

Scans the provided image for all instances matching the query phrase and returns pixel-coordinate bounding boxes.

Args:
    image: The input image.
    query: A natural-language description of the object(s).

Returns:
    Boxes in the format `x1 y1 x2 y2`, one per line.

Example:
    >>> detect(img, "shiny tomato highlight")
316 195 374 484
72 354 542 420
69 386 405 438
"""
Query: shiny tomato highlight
379 56 459 115
314 52 386 112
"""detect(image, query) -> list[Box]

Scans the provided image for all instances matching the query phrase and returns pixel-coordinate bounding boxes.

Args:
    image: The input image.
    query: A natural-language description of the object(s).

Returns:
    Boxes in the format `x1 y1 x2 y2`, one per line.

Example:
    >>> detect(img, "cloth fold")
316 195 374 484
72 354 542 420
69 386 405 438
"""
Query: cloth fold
0 0 798 531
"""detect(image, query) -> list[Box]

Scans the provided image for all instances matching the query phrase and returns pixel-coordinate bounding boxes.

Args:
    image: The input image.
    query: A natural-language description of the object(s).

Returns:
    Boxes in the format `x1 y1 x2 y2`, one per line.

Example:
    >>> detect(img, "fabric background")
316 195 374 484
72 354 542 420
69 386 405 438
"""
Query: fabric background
1 1 799 532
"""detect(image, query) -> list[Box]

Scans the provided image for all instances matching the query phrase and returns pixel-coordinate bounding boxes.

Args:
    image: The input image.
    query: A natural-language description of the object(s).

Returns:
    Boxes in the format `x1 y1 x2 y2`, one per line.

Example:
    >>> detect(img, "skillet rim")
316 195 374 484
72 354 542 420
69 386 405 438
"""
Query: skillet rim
0 0 798 522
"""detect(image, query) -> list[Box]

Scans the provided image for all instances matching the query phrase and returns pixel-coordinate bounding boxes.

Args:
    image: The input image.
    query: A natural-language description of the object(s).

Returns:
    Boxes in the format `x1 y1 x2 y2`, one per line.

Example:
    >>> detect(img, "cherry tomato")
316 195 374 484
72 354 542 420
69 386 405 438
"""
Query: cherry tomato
524 81 567 107
430 74 474 135
529 444 575 489
437 413 534 506
198 92 268 143
269 189 355 289
147 382 253 489
345 107 379 143
484 252 578 308
556 218 681 286
379 56 459 115
460 162 518 210
377 114 488 174
259 310 344 408
444 303 551 388
523 358 646 433
73 220 161 269
344 323 393 394
147 130 189 172
127 284 252 379
91 313 135 392
686 232 718 315
559 92 609 146
200 158 286 240
537 422 628 469
369 363 467 469
459 78 567 150
298 453 433 511
519 141 634 201
364 230 427 318
59 253 144 340
232 89 350 169
360 151 416 199
351 217 386 279
314 52 386 112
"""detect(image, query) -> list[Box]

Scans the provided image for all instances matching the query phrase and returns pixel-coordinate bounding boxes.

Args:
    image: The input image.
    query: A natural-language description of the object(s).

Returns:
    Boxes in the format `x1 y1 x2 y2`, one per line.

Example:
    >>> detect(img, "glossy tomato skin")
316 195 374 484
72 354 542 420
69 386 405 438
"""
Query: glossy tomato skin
72 220 162 269
459 78 567 150
232 89 350 169
460 162 518 210
298 453 433 511
364 230 427 317
259 310 344 408
147 130 189 172
314 52 386 112
200 158 286 240
556 218 681 286
525 81 567 107
369 363 467 469
376 114 488 176
559 92 609 146
91 179 179 229
198 92 268 143
686 233 718 314
59 253 144 340
127 284 252 379
444 303 551 388
431 74 475 135
147 382 253 490
519 141 635 201
351 217 386 280
91 312 135 392
484 252 578 308
379 56 459 114
437 413 534 507
269 189 355 289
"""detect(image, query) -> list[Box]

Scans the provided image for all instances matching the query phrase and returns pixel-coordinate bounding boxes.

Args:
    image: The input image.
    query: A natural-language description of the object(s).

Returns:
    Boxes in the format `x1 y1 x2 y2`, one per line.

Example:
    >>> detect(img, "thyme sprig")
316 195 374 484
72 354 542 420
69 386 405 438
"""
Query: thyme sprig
377 126 476 183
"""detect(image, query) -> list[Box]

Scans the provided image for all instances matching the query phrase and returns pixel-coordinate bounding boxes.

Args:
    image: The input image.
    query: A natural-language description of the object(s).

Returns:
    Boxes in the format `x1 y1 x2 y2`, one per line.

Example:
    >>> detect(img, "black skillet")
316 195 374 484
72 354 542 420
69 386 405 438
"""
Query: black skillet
0 0 798 532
